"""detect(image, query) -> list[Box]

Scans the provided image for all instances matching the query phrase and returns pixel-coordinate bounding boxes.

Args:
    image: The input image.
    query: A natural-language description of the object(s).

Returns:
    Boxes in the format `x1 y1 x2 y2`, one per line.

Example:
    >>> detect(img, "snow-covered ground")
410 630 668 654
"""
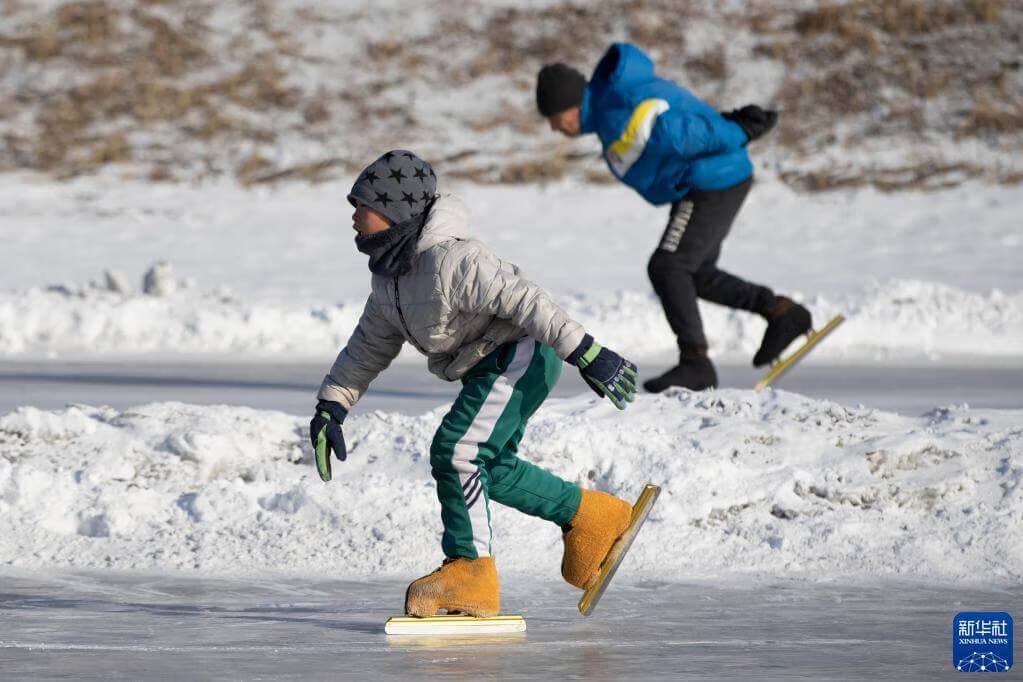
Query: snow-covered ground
2 169 1021 588
3 172 1022 362
2 390 1020 583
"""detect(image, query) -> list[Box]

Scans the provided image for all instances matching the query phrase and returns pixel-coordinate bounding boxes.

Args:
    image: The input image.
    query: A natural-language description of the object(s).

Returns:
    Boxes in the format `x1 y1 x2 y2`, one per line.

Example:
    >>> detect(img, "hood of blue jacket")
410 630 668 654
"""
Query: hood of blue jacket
594 43 653 89
581 43 653 134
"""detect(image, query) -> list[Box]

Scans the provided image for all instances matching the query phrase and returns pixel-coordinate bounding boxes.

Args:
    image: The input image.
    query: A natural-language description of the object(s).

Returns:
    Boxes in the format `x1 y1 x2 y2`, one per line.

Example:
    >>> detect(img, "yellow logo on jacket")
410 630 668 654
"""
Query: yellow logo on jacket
605 98 670 178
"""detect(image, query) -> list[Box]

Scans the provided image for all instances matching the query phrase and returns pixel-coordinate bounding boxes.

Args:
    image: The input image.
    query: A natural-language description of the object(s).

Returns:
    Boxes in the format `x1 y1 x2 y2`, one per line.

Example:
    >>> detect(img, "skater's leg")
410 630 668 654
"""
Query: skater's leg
411 340 532 617
646 177 755 351
667 178 810 366
429 336 579 558
646 215 707 351
484 341 581 526
692 251 774 315
486 424 582 528
476 344 632 591
643 179 759 392
430 337 531 559
645 238 719 392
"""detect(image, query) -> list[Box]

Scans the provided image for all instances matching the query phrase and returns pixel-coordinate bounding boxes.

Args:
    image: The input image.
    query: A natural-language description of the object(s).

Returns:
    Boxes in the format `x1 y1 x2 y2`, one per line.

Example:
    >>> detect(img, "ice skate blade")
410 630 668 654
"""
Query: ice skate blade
385 633 526 647
754 315 845 391
578 483 660 616
384 614 526 636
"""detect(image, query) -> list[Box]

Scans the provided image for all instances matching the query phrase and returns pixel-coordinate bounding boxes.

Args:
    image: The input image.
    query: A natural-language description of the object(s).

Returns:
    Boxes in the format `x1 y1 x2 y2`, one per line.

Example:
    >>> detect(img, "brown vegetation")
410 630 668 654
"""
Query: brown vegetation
0 0 1019 190
0 0 315 180
760 0 1021 153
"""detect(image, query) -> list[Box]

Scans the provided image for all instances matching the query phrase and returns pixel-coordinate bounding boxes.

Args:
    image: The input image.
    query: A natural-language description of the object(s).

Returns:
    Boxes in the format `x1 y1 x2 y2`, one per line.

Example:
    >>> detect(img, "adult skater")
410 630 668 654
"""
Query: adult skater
537 42 812 392
310 150 641 617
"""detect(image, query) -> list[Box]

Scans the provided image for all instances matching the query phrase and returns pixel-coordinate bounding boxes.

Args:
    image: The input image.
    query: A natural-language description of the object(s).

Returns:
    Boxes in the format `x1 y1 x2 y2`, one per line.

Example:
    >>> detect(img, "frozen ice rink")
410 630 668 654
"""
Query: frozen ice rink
3 359 1021 417
1 571 1019 680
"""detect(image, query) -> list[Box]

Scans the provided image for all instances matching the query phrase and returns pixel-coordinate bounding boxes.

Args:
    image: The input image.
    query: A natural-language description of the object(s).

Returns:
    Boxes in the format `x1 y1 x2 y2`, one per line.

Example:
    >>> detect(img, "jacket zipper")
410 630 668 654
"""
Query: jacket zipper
393 275 426 353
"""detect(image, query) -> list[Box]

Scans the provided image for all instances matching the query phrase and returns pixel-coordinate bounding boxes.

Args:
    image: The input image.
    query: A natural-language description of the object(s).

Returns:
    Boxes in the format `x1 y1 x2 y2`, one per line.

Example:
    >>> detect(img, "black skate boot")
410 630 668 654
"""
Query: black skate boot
753 296 812 368
643 347 717 393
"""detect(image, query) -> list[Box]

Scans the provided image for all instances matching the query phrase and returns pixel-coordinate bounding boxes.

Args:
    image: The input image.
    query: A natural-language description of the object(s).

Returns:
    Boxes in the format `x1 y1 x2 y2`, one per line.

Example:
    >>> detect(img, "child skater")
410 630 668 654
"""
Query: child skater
311 150 639 617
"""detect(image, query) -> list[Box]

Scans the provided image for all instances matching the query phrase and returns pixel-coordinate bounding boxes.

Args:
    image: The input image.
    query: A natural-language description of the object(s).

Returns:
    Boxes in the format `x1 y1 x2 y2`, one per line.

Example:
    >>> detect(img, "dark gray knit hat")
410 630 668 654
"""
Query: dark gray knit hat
347 150 437 225
536 63 586 116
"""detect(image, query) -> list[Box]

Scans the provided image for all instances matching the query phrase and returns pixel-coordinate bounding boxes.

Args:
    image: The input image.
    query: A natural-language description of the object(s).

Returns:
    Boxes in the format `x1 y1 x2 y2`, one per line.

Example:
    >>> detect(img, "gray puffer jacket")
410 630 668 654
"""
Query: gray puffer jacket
318 194 587 409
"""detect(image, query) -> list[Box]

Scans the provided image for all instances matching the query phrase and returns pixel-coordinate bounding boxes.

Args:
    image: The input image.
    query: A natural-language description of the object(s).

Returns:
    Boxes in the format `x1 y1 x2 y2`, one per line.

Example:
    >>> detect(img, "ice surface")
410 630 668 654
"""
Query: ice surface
2 360 1022 418
0 570 1018 680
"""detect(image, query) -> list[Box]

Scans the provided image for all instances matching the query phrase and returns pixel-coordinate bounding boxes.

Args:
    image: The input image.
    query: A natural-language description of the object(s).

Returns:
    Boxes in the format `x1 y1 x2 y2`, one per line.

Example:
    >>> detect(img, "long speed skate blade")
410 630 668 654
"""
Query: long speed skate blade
755 315 845 391
384 614 526 636
578 483 660 616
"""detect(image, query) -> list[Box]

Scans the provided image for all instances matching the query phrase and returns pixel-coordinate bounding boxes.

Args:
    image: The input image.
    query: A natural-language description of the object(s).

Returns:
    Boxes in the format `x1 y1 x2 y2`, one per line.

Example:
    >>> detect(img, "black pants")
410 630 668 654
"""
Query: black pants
647 177 773 351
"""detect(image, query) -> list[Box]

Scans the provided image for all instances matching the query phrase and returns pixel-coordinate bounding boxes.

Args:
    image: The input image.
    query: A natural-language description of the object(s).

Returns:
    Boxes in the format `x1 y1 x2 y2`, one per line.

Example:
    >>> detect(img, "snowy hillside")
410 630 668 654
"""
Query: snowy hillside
1 391 1020 583
0 0 1020 189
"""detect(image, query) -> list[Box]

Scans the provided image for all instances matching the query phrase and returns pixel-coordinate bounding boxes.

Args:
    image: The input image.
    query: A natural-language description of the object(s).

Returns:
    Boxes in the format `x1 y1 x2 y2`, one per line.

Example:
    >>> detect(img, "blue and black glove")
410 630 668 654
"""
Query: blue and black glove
721 104 778 143
309 399 348 482
566 334 638 410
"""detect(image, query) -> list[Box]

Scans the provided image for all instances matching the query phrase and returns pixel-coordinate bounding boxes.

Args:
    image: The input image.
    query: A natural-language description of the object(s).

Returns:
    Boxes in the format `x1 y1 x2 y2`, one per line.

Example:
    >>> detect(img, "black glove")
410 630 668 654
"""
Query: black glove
721 105 778 143
566 334 638 410
309 399 348 482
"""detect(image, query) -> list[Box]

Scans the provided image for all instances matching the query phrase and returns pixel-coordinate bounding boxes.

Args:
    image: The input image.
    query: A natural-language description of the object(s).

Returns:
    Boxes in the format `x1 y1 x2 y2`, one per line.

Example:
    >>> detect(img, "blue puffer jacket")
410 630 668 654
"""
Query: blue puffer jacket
579 43 753 205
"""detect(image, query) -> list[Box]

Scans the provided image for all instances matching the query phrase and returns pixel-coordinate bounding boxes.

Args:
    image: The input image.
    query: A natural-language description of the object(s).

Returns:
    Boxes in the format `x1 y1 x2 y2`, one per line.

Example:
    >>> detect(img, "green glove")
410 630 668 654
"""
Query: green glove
309 399 347 482
568 335 639 409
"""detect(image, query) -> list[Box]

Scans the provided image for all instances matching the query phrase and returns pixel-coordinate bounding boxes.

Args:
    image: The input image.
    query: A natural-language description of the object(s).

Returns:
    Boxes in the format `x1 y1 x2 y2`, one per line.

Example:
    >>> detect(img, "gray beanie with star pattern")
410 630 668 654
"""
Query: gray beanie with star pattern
347 150 437 225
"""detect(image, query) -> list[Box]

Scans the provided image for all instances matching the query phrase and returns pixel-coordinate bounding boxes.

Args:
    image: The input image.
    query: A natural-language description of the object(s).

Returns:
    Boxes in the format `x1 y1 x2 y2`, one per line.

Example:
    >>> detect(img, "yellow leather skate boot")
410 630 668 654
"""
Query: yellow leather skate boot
562 489 632 590
404 556 500 617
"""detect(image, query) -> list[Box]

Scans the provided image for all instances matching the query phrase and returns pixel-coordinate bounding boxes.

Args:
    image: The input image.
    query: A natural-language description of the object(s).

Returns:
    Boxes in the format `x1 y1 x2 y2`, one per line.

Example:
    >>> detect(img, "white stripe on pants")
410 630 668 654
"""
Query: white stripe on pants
450 336 535 557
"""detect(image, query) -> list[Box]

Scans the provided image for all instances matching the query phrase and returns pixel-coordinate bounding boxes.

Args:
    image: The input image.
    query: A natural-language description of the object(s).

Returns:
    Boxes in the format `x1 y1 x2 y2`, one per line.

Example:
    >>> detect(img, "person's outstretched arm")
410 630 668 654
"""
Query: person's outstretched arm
318 294 405 408
311 295 405 481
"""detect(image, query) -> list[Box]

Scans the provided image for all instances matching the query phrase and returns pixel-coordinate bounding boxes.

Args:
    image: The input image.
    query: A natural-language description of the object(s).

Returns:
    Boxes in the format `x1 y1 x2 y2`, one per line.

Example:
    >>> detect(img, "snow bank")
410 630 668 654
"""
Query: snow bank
1 392 1020 583
564 279 1023 361
2 278 1020 361
0 283 363 358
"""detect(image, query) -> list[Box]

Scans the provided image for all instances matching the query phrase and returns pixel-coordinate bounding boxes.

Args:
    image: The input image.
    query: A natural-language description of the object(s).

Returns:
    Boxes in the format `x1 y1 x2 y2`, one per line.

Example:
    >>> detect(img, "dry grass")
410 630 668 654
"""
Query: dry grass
751 0 1022 175
467 102 543 134
445 144 583 184
403 0 696 87
0 0 1020 190
447 154 568 184
778 161 1014 193
242 157 353 186
584 166 617 184
685 45 730 83
0 0 316 180
794 0 1005 38
960 91 1023 137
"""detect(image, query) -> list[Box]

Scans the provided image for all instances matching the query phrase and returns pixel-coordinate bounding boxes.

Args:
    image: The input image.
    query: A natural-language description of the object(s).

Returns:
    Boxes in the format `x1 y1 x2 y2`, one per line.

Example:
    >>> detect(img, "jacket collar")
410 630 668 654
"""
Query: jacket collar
417 194 471 253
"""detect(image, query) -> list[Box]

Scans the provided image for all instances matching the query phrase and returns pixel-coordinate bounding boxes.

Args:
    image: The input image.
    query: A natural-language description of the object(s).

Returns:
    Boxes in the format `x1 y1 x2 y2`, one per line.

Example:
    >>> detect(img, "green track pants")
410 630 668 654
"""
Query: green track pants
430 336 583 558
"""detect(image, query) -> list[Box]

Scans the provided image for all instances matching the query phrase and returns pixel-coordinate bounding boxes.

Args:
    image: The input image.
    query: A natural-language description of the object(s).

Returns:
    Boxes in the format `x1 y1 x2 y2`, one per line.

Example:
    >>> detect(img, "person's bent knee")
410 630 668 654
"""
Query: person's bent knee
692 265 719 292
429 434 455 472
